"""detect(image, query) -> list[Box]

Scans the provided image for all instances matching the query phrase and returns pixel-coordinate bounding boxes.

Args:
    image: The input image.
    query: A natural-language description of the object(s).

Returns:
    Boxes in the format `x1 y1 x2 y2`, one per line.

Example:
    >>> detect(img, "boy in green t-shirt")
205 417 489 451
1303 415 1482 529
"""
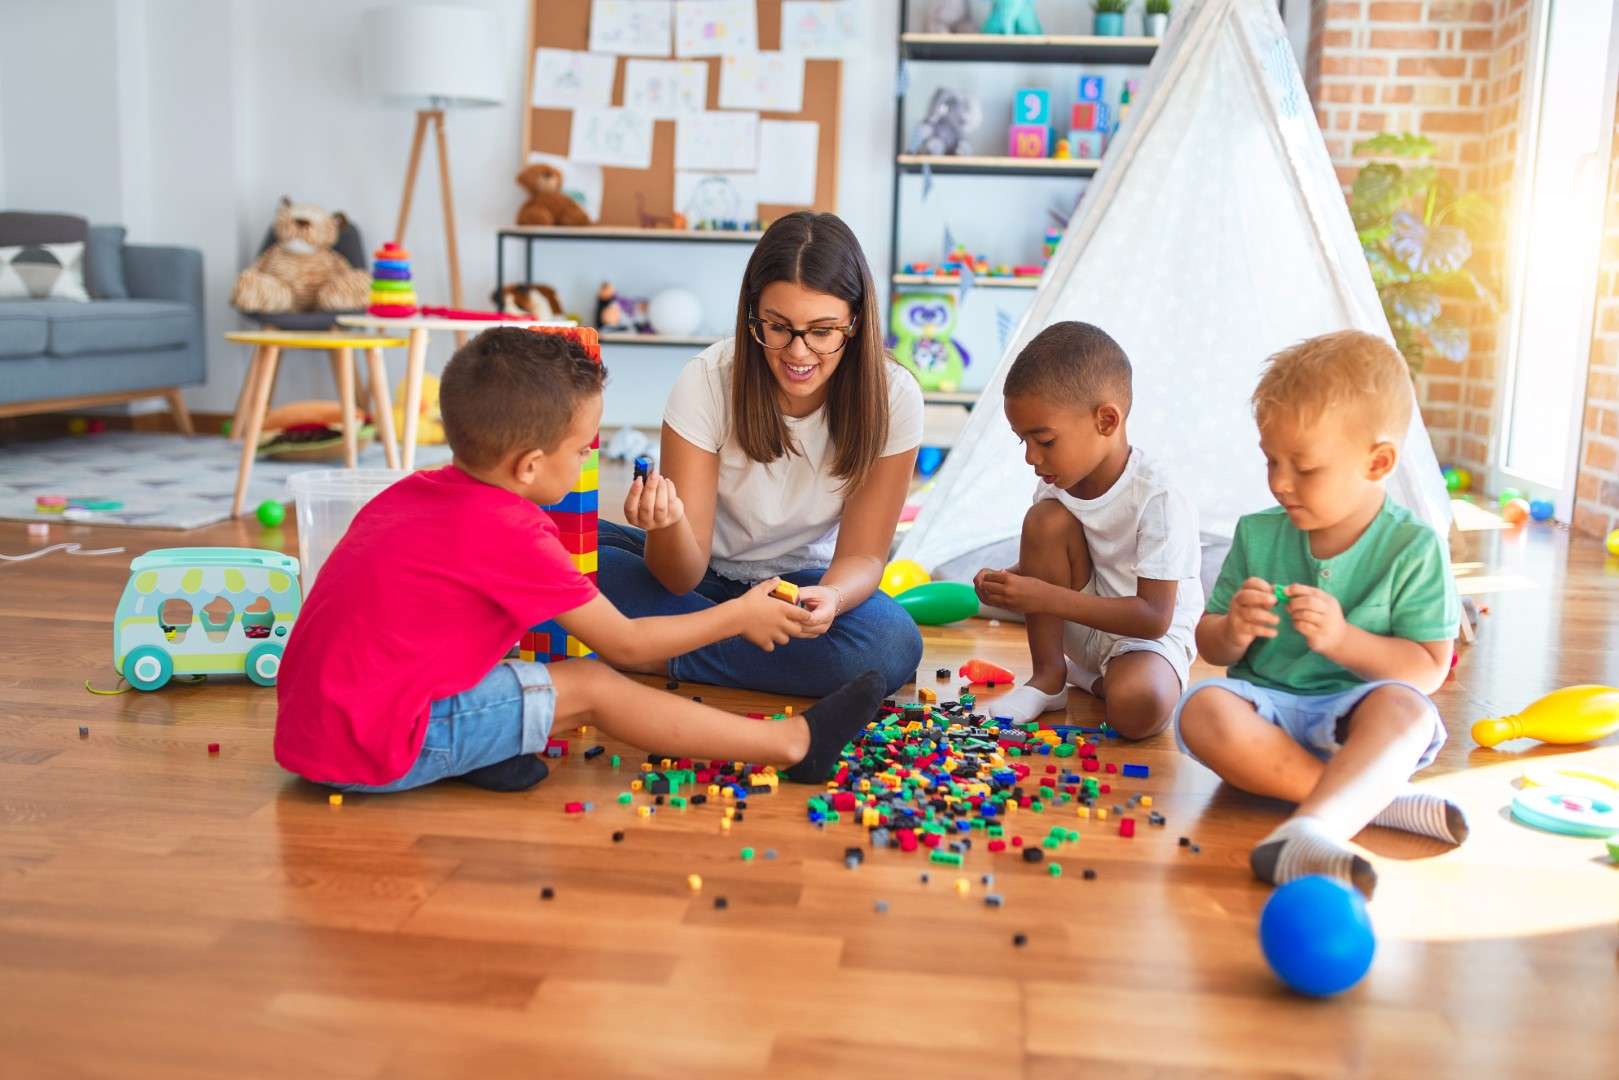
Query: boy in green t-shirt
1173 330 1466 898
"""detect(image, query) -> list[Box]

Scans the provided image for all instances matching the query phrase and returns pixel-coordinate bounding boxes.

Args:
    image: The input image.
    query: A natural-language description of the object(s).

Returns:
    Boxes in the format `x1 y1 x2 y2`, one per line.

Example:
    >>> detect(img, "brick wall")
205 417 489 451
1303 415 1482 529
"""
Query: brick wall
1573 79 1619 542
1305 0 1526 475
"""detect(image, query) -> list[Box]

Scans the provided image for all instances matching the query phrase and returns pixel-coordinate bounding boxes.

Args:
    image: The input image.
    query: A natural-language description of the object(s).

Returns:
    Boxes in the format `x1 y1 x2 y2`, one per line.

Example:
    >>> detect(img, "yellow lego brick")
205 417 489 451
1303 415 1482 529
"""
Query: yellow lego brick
565 636 593 657
1096 808 1109 821
518 648 536 662
572 468 599 494
631 779 643 791
1140 795 1153 808
862 808 880 827
1076 806 1090 819
571 550 599 574
918 687 937 704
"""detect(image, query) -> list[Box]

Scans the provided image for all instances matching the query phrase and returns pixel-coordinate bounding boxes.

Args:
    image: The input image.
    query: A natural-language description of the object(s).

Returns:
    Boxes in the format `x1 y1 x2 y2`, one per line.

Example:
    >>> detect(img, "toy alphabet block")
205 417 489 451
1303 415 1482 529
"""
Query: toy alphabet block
1078 75 1104 102
1013 88 1050 126
1071 102 1099 131
1068 130 1106 158
1009 124 1051 158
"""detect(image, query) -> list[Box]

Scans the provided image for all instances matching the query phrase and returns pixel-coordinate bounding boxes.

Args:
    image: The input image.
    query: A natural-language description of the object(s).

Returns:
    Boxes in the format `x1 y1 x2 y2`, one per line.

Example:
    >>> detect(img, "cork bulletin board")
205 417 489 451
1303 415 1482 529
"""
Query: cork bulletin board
521 1 842 227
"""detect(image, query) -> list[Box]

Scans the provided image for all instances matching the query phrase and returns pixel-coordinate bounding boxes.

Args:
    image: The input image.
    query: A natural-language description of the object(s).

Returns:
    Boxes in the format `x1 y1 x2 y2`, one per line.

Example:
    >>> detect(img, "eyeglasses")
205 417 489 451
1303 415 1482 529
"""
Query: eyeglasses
747 312 856 355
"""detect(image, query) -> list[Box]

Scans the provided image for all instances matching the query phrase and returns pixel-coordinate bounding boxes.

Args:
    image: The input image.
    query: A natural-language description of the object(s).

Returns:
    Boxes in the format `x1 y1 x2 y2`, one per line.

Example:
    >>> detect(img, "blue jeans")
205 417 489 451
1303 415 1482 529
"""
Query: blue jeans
334 660 556 793
598 521 923 697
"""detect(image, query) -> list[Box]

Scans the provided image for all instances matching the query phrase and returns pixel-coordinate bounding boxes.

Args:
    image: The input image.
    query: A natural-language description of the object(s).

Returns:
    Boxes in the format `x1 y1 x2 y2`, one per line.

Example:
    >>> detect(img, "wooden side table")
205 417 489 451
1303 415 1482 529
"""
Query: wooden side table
224 330 408 517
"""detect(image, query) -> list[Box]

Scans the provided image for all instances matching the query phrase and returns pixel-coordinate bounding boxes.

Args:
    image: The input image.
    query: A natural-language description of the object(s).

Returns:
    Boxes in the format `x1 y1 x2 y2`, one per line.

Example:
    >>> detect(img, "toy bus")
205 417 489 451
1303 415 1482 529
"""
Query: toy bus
113 547 302 691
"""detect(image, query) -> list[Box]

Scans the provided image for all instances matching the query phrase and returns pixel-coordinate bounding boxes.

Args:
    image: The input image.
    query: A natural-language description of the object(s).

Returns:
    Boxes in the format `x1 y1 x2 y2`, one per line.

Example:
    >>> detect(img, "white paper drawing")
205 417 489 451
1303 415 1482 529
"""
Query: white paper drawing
675 170 760 224
674 110 758 171
531 48 616 109
757 120 818 205
525 151 606 222
623 59 709 118
780 1 855 58
569 107 656 169
719 52 805 112
674 0 757 57
589 0 673 56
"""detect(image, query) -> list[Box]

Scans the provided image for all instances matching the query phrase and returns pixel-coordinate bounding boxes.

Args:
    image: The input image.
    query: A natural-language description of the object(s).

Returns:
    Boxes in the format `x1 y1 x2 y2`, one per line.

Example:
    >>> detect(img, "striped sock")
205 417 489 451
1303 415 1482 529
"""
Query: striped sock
1371 788 1469 844
1250 816 1378 898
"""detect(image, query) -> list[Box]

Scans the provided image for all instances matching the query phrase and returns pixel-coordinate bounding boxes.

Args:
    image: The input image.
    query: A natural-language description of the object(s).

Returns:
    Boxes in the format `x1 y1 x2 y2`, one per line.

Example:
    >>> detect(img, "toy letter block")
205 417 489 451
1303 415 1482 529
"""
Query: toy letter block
1013 88 1050 126
1096 102 1112 131
1070 102 1099 131
1068 130 1106 158
1078 75 1104 102
1009 124 1050 158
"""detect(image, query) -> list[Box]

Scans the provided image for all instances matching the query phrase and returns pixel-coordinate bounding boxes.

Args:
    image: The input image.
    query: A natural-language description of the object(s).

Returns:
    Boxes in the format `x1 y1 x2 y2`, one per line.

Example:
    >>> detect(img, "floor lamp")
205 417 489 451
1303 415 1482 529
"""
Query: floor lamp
362 4 503 343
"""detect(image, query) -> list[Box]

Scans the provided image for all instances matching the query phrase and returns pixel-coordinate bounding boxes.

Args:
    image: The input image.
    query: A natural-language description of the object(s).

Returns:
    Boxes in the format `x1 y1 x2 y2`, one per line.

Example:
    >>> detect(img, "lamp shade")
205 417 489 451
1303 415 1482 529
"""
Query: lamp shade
362 4 504 109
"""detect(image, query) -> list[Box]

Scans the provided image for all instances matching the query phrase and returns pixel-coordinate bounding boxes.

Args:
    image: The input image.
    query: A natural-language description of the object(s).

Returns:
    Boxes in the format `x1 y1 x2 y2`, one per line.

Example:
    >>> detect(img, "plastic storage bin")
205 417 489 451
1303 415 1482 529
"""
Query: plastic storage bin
288 469 406 591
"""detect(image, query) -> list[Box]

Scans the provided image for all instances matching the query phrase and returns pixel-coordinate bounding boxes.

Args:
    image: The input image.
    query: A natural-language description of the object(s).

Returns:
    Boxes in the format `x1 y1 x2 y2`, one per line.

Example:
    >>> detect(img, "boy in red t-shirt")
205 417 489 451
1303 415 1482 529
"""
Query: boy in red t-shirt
276 328 883 793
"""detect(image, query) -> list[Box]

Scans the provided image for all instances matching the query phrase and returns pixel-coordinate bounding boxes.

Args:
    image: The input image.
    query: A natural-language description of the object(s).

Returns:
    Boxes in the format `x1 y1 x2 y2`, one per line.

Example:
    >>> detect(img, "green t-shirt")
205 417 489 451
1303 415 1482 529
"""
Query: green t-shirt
1207 497 1459 695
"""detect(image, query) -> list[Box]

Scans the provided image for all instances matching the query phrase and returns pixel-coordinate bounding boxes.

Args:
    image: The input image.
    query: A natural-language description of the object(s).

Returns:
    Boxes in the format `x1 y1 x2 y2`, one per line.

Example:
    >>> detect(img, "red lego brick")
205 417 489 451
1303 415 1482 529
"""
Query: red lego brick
546 738 570 756
1011 835 1024 848
832 791 857 811
921 831 942 849
988 839 1006 853
554 528 598 555
1100 784 1111 794
1119 818 1135 838
1082 758 1099 772
565 801 585 814
1105 763 1117 774
898 829 919 852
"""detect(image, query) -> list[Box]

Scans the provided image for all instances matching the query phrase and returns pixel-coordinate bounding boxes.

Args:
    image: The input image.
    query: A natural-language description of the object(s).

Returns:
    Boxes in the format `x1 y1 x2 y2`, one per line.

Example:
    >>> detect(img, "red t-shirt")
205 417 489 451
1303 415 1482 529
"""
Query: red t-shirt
275 466 597 785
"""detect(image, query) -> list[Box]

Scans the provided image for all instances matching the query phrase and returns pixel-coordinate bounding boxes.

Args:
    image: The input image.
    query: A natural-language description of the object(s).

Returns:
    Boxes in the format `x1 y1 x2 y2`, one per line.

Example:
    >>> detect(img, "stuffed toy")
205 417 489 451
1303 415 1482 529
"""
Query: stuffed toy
258 400 374 461
392 372 445 446
516 164 591 226
925 0 978 33
982 0 1042 34
492 282 566 320
232 198 370 313
909 88 982 156
595 282 626 331
888 292 971 392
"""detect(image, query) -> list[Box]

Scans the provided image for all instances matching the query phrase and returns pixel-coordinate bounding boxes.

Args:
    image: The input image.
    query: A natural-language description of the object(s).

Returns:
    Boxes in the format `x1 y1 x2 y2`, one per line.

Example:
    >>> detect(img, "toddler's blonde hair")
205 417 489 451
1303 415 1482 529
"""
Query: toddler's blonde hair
1253 330 1412 443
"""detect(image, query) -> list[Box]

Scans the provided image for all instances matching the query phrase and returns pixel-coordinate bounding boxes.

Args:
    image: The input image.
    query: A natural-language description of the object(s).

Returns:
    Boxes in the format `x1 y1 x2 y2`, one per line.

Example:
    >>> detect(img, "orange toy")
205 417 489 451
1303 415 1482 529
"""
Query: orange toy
1501 498 1530 525
959 658 1016 685
1472 685 1619 747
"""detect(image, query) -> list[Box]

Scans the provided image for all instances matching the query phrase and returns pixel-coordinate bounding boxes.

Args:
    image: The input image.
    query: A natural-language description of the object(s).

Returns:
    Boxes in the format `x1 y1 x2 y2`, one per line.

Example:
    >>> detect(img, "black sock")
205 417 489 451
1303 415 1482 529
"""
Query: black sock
783 670 885 784
458 754 550 792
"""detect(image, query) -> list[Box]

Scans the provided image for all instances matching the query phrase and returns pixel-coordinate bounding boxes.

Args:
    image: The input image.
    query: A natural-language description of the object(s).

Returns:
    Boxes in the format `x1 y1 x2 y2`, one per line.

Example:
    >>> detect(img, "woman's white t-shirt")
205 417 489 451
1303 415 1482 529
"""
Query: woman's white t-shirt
662 338 924 582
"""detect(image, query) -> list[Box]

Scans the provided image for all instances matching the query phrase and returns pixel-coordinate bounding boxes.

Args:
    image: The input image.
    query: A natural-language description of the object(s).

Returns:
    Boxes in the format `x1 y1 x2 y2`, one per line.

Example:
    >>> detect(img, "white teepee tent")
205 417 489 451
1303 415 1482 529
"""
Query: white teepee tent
896 0 1453 576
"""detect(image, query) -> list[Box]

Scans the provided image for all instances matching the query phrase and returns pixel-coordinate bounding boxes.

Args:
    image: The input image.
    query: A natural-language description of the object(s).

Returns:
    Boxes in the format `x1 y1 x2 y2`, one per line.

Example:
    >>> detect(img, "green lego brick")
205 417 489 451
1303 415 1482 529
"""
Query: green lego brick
669 796 687 808
616 792 633 805
929 850 963 866
1049 863 1063 877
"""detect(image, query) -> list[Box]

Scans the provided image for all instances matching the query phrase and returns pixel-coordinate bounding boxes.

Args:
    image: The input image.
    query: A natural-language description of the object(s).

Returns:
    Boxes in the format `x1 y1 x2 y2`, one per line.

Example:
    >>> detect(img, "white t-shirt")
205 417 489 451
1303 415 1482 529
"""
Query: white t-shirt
663 338 924 581
1033 446 1204 641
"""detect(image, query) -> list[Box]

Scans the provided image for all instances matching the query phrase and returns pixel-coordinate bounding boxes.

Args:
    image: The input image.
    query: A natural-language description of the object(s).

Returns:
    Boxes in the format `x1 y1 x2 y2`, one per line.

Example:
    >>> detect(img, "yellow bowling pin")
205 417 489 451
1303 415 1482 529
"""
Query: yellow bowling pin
1472 685 1619 747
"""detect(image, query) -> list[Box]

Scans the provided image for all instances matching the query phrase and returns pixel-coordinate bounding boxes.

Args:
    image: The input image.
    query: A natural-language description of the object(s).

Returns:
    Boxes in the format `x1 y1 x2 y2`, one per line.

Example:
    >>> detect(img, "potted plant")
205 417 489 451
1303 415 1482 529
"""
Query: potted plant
1348 133 1498 376
1093 0 1129 37
1145 0 1171 37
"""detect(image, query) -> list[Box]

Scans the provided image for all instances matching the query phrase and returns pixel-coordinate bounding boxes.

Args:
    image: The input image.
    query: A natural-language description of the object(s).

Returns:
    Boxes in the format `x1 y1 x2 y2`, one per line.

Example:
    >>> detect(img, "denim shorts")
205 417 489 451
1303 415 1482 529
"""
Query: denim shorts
334 659 556 793
1172 676 1447 770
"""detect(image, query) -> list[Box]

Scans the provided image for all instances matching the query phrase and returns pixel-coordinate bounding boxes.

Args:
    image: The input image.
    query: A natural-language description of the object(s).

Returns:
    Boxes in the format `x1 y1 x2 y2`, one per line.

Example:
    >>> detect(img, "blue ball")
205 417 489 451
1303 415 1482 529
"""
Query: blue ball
1529 498 1554 522
1259 875 1376 996
916 446 946 477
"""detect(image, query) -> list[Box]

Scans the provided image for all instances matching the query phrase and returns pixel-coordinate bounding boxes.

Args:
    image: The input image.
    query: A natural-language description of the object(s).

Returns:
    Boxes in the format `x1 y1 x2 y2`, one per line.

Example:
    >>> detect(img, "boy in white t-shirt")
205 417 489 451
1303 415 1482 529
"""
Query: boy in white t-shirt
974 321 1203 738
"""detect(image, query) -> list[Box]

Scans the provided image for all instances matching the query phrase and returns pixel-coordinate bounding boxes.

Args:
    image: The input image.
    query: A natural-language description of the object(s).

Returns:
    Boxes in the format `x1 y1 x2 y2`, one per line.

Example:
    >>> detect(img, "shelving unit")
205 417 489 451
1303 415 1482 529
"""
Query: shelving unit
495 225 760 294
598 332 721 348
887 1 1159 406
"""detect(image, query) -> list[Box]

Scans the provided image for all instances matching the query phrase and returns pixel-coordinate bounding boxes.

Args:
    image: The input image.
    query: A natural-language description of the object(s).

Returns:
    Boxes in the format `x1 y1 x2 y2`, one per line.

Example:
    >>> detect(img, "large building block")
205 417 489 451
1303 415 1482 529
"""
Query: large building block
1009 124 1051 158
1013 87 1050 126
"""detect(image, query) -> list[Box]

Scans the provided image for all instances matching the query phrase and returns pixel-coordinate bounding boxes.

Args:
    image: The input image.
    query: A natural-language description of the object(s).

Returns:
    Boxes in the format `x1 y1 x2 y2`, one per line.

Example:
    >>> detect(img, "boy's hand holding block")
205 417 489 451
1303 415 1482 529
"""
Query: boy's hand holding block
769 580 801 606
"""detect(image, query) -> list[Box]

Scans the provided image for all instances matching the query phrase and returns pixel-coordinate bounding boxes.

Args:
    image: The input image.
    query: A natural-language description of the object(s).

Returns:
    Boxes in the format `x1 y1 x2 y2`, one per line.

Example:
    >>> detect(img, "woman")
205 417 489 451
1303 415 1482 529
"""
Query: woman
599 211 925 697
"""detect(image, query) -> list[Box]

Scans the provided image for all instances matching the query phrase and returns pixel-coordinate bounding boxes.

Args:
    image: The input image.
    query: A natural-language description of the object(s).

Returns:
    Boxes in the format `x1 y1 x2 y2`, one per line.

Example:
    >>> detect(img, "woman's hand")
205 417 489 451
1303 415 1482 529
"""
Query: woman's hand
793 584 842 638
623 471 685 532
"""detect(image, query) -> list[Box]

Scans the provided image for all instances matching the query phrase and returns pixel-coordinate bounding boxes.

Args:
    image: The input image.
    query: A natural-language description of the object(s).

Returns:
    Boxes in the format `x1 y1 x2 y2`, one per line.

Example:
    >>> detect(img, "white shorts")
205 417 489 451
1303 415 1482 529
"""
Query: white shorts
1063 621 1196 693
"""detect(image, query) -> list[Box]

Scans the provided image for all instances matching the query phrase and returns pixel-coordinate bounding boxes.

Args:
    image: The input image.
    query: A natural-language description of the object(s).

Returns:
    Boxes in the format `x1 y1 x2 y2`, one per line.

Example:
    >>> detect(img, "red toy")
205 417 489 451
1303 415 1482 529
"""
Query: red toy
959 659 1016 685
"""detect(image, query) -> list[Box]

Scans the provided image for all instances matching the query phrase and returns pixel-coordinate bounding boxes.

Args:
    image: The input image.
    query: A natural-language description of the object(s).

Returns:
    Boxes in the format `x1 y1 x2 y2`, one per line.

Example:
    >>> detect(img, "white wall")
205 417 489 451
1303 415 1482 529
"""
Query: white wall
0 0 1155 424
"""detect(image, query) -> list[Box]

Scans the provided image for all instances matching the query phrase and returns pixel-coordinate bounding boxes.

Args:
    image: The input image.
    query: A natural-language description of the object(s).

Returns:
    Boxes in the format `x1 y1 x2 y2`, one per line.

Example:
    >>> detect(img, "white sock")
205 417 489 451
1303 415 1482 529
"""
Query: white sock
1371 787 1469 844
1064 657 1103 697
1250 815 1378 898
991 683 1069 724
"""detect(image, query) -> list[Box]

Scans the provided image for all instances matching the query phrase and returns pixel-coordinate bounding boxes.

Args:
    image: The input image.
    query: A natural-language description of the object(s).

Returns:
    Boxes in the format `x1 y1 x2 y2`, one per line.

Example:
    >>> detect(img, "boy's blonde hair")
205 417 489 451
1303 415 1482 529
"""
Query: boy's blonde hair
1253 330 1412 443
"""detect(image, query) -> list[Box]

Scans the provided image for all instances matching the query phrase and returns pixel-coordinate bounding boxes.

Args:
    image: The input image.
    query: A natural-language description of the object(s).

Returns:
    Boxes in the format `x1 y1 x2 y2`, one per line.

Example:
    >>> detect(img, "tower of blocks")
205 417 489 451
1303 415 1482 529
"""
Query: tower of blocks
519 325 602 662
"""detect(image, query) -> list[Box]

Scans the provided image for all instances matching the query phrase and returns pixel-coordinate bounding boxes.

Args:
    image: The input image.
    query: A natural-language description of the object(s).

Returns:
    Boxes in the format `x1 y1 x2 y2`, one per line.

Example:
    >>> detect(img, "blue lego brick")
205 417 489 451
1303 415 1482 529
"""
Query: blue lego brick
1122 764 1150 778
531 619 566 637
542 489 599 515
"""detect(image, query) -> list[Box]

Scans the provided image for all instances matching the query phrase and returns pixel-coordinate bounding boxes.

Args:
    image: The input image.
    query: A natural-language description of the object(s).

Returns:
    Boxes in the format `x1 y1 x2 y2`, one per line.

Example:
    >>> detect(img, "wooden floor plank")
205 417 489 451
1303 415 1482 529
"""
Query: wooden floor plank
1 451 1617 1076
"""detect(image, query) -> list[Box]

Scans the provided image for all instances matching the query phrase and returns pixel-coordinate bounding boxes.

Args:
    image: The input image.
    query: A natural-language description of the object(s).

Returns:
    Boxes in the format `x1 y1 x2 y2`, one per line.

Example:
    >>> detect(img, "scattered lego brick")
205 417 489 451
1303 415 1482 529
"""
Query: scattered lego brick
665 680 680 690
764 849 778 860
713 896 728 909
1013 933 1028 947
1178 836 1190 847
1104 763 1117 774
1140 795 1153 808
584 745 605 759
565 801 585 814
955 877 971 896
1122 763 1149 778
328 793 343 806
687 874 703 891
78 726 88 739
936 667 951 680
874 900 889 913
1119 818 1136 838
1022 847 1044 863
1082 868 1097 880
612 830 625 842
540 887 554 900
1048 863 1062 877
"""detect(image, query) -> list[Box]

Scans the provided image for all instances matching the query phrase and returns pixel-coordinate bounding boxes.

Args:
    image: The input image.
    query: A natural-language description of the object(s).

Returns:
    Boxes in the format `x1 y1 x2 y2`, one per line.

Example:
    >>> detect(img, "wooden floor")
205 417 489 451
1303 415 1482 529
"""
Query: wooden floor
3 460 1619 1078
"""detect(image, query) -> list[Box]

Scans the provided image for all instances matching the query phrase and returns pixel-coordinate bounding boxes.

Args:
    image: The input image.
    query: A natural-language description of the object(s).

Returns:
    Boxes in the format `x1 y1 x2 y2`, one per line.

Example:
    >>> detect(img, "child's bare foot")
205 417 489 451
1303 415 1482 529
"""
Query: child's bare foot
783 670 885 783
1251 816 1377 898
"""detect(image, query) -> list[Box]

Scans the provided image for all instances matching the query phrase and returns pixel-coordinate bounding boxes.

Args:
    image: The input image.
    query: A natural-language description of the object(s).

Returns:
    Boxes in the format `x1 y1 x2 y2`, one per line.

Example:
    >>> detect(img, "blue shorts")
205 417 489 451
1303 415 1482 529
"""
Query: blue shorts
334 659 557 794
1172 676 1446 770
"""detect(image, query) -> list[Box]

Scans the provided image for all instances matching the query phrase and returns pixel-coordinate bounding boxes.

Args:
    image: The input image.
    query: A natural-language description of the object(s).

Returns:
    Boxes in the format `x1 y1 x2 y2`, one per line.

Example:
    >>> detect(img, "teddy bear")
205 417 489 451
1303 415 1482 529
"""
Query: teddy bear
909 87 982 156
492 282 566 320
231 198 371 313
516 164 591 227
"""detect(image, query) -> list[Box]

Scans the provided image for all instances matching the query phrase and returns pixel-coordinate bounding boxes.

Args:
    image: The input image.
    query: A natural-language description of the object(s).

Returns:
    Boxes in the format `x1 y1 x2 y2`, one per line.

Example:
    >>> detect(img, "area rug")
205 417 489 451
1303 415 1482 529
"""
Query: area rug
0 431 451 530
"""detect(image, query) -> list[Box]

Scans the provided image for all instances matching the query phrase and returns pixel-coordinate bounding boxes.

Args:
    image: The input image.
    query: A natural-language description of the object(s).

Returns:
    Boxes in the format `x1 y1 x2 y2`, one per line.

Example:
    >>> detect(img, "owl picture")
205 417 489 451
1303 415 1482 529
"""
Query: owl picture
888 292 970 392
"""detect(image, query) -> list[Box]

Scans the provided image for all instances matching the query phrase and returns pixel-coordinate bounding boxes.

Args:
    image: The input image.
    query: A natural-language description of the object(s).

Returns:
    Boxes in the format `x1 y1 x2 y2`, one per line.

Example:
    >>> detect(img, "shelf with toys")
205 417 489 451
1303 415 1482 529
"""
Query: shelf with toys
896 153 1100 176
900 31 1158 66
892 273 1040 289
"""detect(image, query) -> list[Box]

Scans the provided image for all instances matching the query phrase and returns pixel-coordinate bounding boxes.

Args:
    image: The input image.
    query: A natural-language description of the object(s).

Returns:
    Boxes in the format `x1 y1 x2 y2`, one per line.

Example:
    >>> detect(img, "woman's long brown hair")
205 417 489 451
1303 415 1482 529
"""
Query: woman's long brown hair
729 211 890 492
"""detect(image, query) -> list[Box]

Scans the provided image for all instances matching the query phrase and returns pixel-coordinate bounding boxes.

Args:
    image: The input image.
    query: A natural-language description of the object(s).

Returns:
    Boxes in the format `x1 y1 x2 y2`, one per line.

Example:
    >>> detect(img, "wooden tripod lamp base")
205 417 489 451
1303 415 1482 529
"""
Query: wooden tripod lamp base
394 109 467 345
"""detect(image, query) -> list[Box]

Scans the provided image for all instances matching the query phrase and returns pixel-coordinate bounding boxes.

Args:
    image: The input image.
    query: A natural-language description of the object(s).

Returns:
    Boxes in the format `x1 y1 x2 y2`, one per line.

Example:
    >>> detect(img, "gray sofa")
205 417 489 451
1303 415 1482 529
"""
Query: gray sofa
0 215 204 429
